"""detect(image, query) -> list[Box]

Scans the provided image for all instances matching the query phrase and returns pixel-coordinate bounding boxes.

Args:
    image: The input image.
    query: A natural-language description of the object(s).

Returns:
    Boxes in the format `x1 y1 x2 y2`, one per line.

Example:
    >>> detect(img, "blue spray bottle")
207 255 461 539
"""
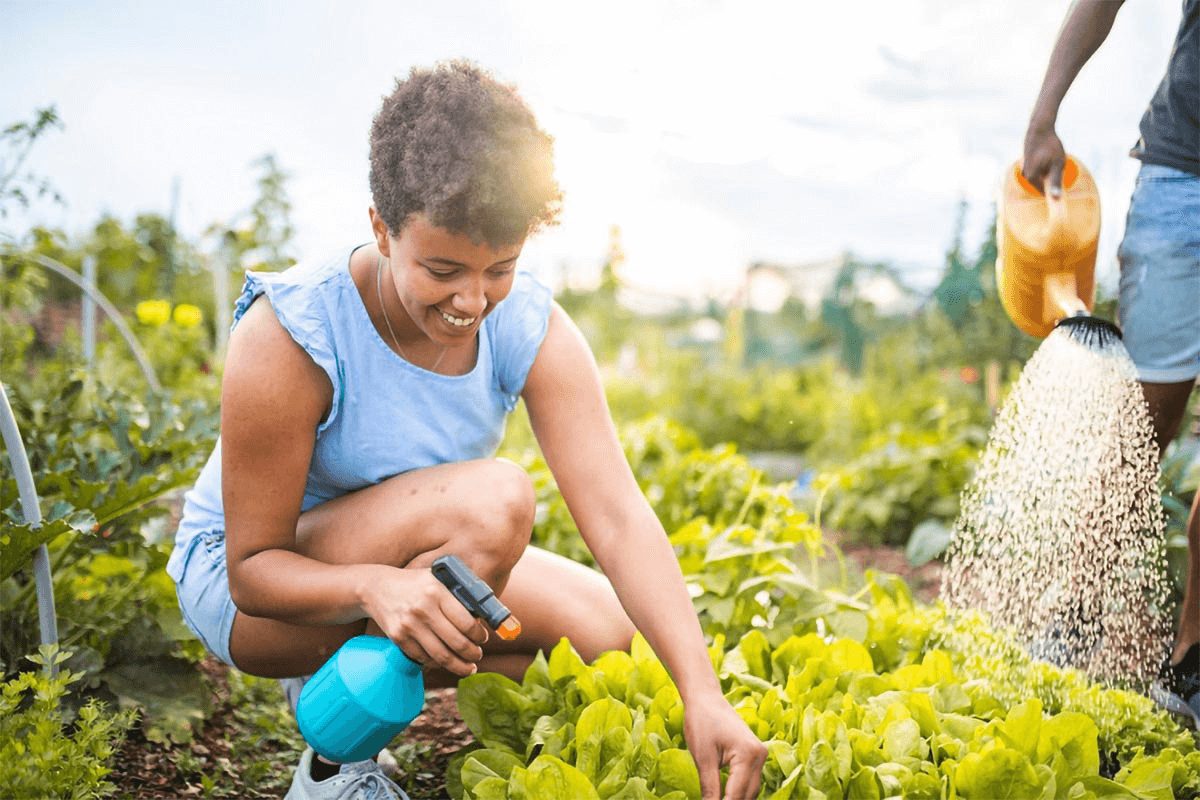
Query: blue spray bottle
294 554 521 763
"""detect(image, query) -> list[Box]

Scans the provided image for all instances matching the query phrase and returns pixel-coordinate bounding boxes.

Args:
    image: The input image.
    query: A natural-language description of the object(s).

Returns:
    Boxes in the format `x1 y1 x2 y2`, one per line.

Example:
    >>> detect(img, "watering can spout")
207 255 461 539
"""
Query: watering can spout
1044 272 1088 323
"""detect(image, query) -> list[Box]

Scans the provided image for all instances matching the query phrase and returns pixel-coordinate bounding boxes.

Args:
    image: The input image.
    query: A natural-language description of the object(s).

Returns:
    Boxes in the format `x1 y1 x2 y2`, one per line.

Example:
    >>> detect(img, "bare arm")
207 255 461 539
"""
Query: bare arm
221 296 379 624
522 306 713 694
1023 0 1125 194
522 305 766 799
220 296 498 676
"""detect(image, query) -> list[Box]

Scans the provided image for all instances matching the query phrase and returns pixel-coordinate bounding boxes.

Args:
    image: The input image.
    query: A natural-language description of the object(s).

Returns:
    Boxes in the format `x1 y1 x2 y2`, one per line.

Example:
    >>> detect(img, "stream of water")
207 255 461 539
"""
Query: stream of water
941 327 1172 687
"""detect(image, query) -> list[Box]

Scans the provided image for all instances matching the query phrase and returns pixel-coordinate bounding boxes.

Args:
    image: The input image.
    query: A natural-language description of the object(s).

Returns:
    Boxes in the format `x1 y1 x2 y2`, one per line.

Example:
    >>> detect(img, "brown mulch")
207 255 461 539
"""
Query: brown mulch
838 539 944 606
403 688 474 757
109 662 475 800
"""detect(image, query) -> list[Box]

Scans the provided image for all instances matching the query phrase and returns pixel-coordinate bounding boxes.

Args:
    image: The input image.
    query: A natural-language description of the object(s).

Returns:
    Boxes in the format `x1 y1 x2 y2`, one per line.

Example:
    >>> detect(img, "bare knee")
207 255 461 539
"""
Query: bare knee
447 459 535 586
579 612 638 663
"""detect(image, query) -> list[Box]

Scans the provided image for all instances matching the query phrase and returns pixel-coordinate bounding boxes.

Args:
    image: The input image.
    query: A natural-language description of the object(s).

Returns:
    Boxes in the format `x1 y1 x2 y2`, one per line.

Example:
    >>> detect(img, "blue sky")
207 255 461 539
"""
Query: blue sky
1 0 1181 303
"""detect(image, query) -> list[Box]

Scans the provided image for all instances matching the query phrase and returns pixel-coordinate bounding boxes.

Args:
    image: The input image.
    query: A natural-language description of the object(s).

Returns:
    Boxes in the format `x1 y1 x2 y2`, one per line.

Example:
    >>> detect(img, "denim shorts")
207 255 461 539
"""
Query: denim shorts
173 530 238 667
1117 164 1200 383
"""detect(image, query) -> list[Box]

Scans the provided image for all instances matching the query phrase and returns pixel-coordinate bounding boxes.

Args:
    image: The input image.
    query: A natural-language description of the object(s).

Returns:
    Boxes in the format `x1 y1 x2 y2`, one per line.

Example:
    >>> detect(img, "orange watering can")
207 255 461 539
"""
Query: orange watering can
997 155 1115 345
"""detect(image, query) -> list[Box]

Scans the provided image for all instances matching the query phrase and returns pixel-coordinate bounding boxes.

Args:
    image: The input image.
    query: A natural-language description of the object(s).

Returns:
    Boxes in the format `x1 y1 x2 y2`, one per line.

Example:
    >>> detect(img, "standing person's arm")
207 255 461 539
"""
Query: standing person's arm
1023 0 1126 194
521 304 767 800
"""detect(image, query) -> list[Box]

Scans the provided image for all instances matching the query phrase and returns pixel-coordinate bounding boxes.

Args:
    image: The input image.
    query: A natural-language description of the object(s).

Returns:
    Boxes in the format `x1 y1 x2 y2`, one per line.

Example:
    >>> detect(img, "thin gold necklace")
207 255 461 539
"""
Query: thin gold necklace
375 257 448 372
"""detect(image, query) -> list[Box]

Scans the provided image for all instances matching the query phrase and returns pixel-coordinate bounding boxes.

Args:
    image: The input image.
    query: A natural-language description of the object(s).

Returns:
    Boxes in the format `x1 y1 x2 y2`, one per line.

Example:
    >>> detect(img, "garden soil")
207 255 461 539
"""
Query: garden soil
110 663 473 800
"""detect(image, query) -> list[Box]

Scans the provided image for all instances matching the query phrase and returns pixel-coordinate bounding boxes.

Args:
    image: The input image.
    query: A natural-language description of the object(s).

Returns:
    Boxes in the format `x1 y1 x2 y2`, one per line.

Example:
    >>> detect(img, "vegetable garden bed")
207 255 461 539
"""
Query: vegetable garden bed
103 536 944 800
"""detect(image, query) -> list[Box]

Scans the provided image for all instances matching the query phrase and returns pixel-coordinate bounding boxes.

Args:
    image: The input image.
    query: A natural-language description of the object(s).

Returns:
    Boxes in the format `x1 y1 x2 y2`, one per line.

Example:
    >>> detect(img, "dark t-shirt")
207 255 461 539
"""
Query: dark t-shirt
1131 0 1199 176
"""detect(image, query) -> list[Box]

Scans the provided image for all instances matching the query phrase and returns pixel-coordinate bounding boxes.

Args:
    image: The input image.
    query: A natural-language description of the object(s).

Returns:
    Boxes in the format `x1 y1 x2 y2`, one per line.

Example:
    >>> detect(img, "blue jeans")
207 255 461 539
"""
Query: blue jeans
172 530 238 667
1118 164 1200 383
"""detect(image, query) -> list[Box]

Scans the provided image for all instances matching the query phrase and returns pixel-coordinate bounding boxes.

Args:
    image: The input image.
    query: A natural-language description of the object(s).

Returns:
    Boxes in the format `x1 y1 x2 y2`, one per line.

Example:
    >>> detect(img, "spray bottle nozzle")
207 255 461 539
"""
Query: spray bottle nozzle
431 554 522 640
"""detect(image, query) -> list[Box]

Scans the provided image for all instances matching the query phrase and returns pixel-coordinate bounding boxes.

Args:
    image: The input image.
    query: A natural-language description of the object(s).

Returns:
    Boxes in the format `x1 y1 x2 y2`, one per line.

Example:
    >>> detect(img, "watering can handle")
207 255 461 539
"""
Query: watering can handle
1044 180 1071 249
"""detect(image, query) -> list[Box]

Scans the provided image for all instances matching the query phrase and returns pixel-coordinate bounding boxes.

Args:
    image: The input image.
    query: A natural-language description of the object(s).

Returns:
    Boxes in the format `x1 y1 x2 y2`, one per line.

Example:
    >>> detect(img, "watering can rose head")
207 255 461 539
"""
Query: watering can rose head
135 299 172 326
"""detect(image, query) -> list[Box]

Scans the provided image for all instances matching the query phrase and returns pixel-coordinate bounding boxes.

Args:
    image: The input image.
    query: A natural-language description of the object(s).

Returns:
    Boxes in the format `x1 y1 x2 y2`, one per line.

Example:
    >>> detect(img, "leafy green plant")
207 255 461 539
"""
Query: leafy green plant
1 354 218 742
0 106 64 226
458 415 1197 798
0 367 218 582
598 344 994 550
604 353 831 455
453 589 1199 800
812 401 987 546
0 646 135 800
507 415 814 576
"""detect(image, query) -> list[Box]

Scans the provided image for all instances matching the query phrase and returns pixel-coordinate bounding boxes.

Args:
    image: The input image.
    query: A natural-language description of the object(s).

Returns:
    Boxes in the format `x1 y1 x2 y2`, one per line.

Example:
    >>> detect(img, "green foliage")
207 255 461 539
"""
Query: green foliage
1 358 219 736
0 106 64 226
0 646 135 800
597 319 997 550
455 611 1197 800
919 605 1194 764
6 216 210 314
464 414 1197 799
604 353 830 455
86 214 187 309
0 367 218 563
210 153 297 274
454 587 1200 800
599 344 991 548
506 416 818 580
929 204 1041 368
812 402 987 546
117 310 221 399
818 256 908 374
742 297 831 368
2 150 296 359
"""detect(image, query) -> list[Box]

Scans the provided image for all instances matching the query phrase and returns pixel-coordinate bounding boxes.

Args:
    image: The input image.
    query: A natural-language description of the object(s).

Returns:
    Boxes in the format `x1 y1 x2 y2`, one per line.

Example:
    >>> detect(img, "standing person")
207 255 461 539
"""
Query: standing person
165 60 767 800
1021 0 1199 717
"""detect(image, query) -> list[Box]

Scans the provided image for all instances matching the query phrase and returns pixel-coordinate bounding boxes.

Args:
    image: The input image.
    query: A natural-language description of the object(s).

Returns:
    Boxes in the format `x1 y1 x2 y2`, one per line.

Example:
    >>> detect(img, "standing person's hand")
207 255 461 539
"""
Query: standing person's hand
1022 126 1068 198
683 690 768 799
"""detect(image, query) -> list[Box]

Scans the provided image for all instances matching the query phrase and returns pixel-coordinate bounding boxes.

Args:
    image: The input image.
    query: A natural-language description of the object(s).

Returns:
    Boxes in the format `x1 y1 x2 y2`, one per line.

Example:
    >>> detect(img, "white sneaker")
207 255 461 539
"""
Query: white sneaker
374 747 401 780
280 675 311 715
283 747 410 800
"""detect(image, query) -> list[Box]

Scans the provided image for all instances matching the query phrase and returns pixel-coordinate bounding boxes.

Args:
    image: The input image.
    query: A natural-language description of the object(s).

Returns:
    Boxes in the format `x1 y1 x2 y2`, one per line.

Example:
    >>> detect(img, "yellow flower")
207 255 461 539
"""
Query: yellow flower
135 300 172 327
172 303 203 329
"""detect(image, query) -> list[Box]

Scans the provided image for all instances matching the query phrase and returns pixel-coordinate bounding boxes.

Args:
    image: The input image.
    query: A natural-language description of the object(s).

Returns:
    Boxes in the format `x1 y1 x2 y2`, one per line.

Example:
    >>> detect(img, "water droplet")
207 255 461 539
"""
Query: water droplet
941 329 1171 688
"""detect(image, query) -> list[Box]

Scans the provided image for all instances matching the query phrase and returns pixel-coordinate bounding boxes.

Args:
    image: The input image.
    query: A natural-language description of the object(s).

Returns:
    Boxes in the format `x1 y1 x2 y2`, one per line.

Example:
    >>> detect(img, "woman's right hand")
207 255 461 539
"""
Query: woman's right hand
1022 125 1067 197
359 565 490 676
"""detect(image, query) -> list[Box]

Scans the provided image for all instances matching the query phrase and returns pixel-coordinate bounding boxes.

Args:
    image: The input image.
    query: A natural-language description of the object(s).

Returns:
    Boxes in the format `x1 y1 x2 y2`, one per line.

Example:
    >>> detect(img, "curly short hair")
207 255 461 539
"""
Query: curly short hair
369 60 563 247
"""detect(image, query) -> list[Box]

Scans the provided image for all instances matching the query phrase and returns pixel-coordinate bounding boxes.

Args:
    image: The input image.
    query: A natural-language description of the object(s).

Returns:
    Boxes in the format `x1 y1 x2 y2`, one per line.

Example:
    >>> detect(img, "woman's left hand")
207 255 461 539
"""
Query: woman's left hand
523 308 767 796
683 689 768 800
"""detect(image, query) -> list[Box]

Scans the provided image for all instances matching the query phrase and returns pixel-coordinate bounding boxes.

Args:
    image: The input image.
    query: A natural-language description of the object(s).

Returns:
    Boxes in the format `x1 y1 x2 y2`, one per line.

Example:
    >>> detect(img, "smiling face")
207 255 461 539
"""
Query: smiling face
371 209 525 347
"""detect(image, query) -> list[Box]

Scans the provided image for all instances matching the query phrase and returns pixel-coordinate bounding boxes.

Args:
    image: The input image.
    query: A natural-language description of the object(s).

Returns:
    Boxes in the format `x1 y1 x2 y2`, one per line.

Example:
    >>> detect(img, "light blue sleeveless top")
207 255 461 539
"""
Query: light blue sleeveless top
166 244 552 582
